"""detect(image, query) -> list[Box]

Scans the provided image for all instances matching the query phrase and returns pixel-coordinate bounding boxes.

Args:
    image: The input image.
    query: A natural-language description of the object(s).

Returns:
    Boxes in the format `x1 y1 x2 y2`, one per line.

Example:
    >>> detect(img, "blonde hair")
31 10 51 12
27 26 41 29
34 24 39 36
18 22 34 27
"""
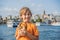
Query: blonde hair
19 7 32 16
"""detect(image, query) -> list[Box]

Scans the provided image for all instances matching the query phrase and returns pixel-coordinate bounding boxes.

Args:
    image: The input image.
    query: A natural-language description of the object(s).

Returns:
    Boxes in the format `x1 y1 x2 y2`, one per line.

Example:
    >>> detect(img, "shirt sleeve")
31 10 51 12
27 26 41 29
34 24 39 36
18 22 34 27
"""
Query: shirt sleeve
32 24 39 37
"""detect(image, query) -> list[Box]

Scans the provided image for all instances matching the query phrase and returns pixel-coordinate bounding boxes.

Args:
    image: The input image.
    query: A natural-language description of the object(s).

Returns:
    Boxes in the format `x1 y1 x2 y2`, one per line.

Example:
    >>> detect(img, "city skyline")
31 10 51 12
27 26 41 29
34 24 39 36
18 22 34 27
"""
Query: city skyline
0 0 60 17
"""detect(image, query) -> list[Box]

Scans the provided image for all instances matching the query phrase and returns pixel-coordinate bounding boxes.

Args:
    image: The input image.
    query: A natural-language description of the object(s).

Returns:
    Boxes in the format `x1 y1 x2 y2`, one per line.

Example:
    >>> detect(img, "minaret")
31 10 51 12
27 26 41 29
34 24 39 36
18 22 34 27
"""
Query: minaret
42 10 46 19
44 10 45 14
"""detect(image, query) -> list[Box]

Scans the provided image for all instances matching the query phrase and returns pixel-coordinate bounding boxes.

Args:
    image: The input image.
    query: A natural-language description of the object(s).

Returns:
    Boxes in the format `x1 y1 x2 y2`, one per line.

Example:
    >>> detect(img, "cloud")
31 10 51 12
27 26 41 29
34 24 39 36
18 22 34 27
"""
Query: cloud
31 3 35 7
30 3 43 8
37 4 43 7
18 0 32 3
0 7 18 11
0 7 19 17
24 0 32 2
52 11 60 15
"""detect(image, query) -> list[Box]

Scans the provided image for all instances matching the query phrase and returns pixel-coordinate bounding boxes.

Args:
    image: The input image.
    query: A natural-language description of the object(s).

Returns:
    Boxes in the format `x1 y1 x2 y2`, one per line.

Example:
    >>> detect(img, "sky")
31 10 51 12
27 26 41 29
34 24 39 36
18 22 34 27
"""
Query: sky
0 0 60 17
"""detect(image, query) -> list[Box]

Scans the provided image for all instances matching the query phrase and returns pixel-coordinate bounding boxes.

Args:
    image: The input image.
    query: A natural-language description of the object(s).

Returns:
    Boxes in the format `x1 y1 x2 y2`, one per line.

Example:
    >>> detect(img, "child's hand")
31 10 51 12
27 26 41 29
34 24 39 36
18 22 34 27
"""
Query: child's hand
16 29 25 40
18 29 27 36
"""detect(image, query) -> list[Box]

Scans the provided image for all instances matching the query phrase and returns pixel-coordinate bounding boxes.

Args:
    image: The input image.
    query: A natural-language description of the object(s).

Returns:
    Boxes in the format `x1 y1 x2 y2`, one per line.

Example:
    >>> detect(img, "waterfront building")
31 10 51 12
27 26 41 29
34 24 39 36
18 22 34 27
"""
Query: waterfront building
0 16 3 24
7 15 12 20
3 17 7 24
55 15 60 22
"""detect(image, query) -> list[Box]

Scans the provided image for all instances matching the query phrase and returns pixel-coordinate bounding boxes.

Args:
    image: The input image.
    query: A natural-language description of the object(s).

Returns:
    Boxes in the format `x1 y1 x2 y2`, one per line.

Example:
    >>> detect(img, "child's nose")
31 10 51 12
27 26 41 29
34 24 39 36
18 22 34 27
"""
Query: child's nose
26 15 29 17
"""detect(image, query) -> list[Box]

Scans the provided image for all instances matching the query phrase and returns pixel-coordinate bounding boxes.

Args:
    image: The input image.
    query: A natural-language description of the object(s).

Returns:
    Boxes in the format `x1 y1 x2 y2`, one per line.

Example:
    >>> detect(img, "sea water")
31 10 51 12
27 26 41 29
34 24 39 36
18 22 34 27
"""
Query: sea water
0 24 60 40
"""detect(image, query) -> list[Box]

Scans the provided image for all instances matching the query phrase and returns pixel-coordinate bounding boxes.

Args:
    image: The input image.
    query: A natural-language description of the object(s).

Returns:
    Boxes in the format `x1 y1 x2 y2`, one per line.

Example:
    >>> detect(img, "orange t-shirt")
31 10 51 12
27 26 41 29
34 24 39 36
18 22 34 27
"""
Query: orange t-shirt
15 22 39 40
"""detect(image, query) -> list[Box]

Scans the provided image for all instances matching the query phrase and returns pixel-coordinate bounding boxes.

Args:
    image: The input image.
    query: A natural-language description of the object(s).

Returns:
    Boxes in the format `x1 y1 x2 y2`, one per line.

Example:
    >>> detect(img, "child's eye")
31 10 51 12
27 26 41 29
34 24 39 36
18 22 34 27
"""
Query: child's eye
27 14 30 15
28 14 30 15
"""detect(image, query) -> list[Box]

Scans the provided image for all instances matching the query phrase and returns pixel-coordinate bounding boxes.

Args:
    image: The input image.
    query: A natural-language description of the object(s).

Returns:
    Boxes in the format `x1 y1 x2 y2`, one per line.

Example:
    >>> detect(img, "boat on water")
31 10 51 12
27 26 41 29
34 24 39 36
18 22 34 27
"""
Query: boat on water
13 21 20 27
7 20 14 27
35 20 60 26
7 20 20 27
35 22 51 26
51 22 60 26
35 22 40 26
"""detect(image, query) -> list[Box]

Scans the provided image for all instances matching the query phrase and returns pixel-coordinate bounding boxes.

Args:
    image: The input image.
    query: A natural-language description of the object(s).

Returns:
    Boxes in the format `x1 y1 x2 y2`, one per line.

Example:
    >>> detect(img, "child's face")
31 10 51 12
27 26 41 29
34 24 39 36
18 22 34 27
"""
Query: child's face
21 11 31 22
